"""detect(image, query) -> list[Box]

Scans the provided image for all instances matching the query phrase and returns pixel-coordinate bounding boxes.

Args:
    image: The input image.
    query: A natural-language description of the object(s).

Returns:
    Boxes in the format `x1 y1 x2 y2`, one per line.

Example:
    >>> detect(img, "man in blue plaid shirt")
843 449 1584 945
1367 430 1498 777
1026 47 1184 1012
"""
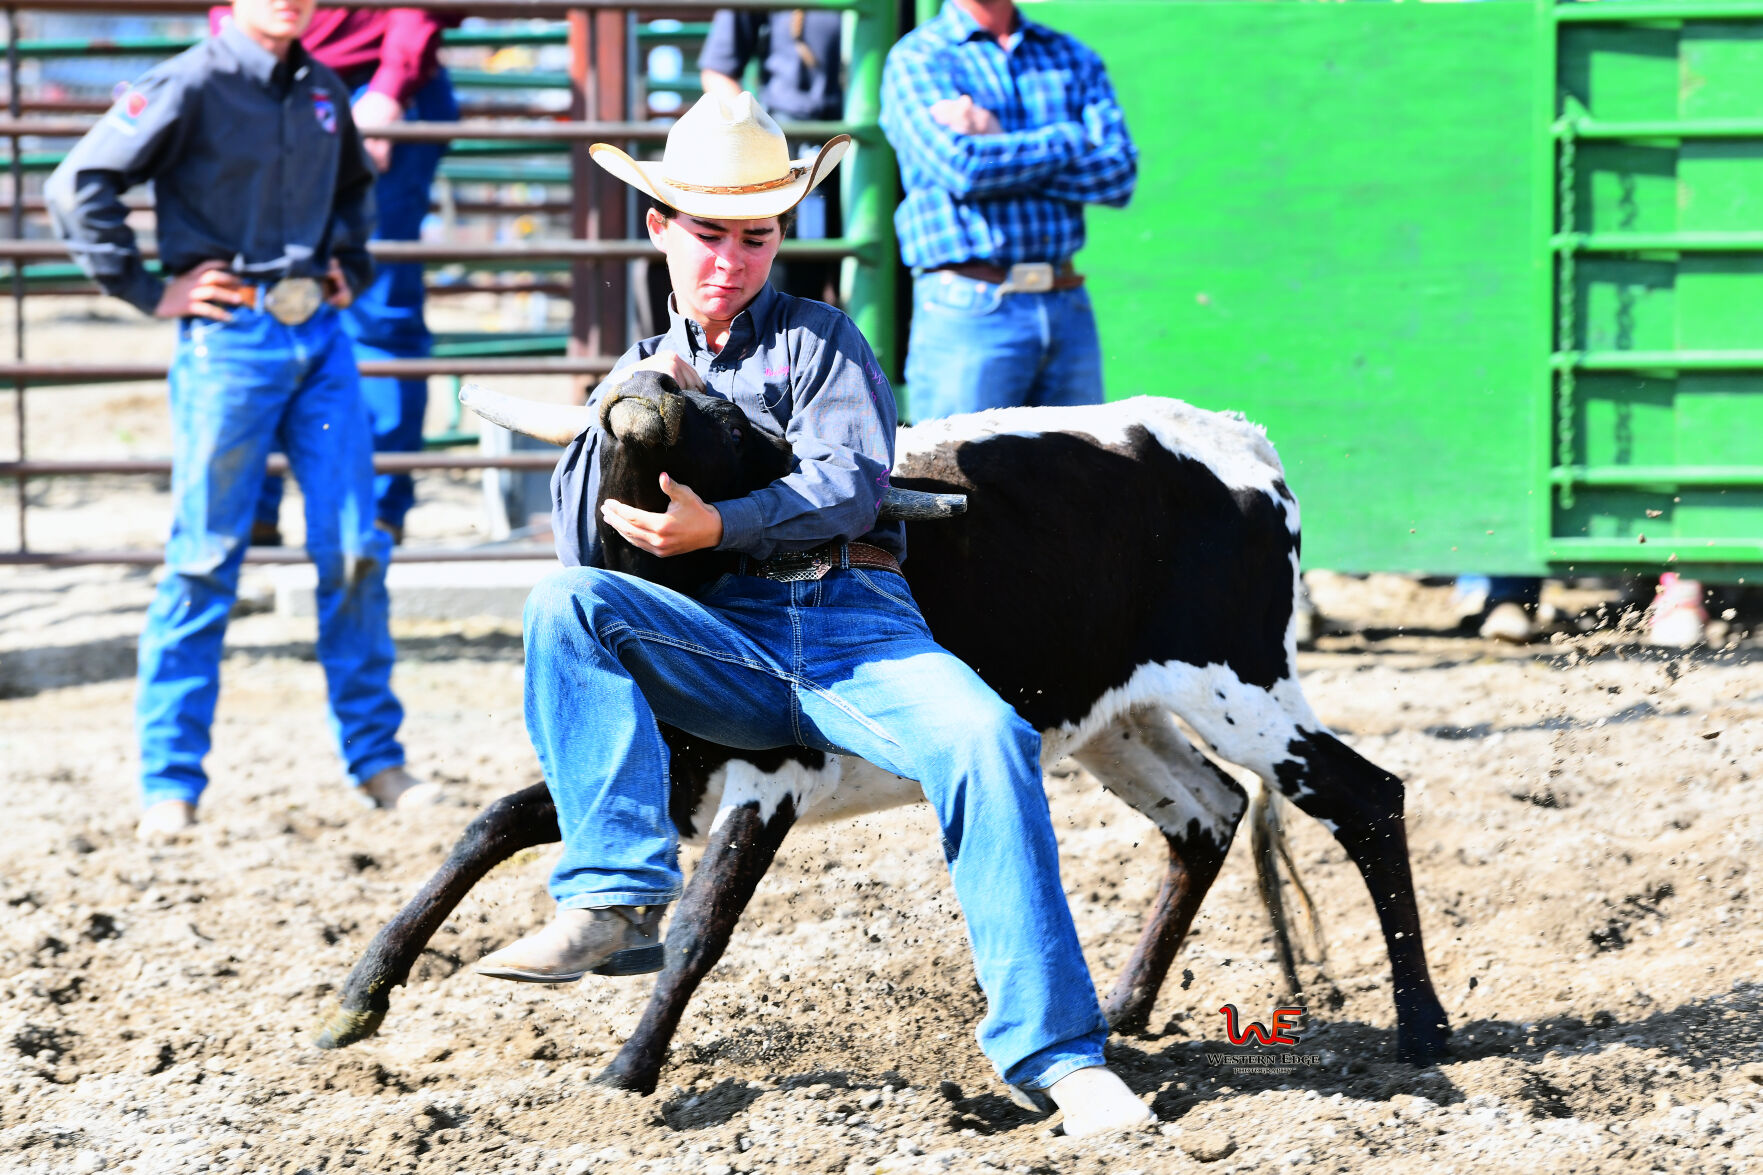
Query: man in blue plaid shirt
881 0 1137 422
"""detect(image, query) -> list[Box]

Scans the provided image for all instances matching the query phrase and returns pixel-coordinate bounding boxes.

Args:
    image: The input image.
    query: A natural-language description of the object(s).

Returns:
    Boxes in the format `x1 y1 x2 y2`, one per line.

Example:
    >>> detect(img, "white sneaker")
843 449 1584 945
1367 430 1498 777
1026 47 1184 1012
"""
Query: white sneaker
1478 601 1534 644
476 906 668 983
358 765 444 810
1045 1066 1155 1140
136 799 197 844
1647 574 1707 648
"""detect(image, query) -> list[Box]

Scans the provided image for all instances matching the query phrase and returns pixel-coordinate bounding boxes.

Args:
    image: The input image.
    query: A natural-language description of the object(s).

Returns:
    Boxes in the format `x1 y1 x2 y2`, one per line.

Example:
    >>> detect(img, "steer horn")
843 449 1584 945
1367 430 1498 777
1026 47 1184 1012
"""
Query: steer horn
879 487 966 519
460 382 967 518
459 381 598 446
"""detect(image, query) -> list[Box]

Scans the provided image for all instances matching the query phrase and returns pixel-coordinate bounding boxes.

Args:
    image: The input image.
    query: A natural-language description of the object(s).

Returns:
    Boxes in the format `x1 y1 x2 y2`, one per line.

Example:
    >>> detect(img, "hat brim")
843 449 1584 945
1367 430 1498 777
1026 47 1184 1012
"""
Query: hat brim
588 135 851 221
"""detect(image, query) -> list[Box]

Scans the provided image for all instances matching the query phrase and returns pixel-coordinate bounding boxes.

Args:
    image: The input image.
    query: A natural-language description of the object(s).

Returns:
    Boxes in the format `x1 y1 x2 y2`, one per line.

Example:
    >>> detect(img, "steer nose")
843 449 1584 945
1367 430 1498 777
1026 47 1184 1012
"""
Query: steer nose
599 382 685 449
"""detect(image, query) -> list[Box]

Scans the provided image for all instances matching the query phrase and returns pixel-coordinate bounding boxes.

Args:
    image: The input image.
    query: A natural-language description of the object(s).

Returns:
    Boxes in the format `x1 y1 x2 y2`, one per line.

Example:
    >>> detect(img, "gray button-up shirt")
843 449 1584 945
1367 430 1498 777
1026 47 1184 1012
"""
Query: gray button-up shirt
551 283 903 570
46 19 376 315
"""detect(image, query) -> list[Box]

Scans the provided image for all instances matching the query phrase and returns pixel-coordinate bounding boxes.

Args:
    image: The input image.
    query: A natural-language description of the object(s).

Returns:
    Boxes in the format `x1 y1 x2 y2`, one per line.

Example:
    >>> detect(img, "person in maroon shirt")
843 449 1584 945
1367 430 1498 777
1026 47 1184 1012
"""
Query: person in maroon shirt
211 6 461 543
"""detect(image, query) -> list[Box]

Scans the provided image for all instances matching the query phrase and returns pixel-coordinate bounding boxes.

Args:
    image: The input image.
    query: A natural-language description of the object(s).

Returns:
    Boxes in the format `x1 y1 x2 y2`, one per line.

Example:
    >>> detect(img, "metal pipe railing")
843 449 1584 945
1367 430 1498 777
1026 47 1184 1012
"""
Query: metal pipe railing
0 453 559 476
0 238 872 263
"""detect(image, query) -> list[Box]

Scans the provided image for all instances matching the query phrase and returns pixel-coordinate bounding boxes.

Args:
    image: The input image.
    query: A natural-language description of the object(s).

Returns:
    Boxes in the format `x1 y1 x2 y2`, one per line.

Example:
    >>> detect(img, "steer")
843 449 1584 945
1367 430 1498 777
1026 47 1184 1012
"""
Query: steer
316 372 1451 1094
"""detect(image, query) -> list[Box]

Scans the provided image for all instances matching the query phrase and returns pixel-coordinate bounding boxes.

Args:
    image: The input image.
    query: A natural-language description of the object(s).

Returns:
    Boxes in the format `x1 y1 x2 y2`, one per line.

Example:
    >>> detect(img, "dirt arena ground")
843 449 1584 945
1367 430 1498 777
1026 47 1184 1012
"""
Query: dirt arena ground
3 303 1761 1174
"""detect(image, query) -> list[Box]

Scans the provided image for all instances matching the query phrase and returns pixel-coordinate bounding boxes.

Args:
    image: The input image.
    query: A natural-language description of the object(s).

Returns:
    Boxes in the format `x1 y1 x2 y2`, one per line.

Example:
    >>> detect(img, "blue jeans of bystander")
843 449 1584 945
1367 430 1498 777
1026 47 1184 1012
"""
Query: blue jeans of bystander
522 564 1109 1090
139 306 405 807
904 270 1104 424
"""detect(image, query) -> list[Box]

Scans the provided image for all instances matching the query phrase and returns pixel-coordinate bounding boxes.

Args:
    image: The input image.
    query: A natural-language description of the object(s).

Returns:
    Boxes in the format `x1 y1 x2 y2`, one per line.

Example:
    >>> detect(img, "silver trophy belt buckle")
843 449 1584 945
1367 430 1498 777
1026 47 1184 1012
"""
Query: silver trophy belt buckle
998 262 1056 295
262 277 322 326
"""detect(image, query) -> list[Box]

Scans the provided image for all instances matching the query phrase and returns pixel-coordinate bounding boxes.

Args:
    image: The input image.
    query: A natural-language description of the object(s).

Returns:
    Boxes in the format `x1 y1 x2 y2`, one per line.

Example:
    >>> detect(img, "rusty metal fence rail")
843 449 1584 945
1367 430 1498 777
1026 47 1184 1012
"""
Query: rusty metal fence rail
2 0 896 564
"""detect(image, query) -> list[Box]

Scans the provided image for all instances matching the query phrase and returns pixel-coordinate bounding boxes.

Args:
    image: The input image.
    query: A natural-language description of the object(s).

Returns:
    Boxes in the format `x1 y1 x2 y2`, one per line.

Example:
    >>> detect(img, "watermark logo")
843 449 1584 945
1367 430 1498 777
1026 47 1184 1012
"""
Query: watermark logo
1206 1005 1323 1069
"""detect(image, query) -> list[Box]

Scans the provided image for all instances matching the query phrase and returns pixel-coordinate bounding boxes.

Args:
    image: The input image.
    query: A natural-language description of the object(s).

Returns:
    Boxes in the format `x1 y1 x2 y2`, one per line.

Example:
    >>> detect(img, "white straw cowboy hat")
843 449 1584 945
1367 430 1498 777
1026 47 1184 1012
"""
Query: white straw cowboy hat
589 91 851 221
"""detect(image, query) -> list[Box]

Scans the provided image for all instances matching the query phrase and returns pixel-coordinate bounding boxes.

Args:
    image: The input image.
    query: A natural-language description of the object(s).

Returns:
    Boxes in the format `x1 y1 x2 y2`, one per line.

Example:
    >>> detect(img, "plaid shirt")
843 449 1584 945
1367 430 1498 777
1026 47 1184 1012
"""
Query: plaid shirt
880 2 1137 271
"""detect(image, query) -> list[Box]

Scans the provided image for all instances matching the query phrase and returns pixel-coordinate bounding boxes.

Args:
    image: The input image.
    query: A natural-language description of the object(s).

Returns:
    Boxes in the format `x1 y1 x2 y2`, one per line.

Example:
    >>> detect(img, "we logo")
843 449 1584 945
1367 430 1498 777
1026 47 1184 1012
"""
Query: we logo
1217 1004 1306 1047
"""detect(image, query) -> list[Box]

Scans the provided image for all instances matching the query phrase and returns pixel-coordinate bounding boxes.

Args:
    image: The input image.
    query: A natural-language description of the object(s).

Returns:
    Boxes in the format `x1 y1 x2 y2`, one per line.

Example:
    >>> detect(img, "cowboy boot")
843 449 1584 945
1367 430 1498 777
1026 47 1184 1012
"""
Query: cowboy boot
475 906 667 983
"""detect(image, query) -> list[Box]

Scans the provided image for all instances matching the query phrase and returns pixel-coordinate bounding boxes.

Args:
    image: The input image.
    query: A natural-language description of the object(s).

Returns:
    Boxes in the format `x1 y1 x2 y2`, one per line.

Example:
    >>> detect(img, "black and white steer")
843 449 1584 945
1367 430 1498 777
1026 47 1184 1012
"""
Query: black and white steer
315 373 1451 1095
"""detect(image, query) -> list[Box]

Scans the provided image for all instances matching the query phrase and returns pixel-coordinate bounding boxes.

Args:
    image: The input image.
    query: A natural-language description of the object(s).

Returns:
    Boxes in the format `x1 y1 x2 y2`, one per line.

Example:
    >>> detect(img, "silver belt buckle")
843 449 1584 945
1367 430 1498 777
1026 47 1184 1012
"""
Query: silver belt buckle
756 546 837 583
263 277 322 325
1000 262 1055 294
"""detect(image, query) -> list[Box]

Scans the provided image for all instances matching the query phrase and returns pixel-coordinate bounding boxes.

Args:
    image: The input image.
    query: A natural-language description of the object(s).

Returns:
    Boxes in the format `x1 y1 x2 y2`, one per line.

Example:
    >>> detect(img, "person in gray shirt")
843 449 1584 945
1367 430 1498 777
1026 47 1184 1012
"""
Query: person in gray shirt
46 0 438 842
699 8 845 304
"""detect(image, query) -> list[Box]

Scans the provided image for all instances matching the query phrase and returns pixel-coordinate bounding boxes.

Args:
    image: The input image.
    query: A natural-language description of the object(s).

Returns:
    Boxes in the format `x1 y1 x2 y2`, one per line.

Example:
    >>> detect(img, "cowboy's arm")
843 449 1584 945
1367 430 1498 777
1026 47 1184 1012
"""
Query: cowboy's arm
713 316 893 562
45 70 189 315
1040 51 1137 208
881 43 1085 198
549 341 667 568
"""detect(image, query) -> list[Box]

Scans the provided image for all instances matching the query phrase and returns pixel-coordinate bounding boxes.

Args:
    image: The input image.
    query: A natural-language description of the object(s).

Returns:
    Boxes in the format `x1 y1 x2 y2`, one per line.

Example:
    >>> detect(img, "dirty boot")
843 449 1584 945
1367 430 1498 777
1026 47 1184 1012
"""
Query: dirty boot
476 906 667 984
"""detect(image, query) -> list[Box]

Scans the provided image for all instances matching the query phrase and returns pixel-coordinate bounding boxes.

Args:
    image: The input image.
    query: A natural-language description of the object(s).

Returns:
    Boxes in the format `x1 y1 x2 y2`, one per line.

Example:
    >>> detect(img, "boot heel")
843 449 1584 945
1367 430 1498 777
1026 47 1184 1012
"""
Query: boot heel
591 944 666 976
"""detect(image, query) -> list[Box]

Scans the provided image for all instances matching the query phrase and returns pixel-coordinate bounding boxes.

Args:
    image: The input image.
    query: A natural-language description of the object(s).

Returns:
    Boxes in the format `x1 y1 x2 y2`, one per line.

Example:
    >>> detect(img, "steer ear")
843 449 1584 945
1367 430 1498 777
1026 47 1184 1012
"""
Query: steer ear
459 382 598 446
878 487 967 520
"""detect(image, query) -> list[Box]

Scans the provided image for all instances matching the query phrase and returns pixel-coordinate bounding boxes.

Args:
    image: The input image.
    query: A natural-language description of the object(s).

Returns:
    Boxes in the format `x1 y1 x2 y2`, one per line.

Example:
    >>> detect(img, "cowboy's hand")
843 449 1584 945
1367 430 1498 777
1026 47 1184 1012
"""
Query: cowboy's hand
629 351 706 392
601 473 723 557
352 89 404 173
156 260 246 321
322 258 355 309
930 94 1001 136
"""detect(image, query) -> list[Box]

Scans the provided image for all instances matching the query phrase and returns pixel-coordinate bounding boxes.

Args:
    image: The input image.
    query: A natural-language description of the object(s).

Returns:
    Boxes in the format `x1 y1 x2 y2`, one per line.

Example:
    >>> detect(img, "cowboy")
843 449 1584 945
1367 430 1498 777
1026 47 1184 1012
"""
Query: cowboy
880 0 1138 423
46 0 438 839
473 92 1152 1140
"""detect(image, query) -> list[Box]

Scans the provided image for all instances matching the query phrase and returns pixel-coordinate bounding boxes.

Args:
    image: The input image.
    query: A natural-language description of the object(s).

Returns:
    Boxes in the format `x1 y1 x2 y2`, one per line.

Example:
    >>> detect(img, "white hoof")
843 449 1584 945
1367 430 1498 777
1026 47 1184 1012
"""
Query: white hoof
1047 1066 1155 1140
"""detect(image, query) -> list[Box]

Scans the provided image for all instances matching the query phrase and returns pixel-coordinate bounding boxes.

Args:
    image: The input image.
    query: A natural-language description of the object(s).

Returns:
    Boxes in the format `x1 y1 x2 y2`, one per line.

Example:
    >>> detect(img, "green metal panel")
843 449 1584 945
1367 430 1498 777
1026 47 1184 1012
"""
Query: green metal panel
1555 3 1763 576
1031 0 1551 576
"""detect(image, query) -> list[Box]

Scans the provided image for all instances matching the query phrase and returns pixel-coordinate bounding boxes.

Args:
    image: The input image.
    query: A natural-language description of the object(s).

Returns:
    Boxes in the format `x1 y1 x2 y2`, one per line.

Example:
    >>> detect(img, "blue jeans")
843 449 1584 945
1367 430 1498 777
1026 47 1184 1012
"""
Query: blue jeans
522 565 1110 1089
139 306 405 807
257 70 459 532
904 270 1105 424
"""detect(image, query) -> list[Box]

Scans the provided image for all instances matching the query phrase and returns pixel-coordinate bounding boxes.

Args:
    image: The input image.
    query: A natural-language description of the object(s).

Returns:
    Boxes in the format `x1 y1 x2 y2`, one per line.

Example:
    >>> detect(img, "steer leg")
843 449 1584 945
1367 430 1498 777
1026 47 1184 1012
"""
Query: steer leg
1072 710 1247 1036
1274 730 1451 1066
595 796 798 1094
314 783 561 1049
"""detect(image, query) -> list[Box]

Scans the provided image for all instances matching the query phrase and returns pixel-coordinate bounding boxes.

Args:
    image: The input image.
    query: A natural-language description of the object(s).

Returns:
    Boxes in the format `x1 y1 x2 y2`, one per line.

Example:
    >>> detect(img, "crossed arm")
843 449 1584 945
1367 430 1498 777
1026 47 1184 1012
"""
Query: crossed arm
879 44 1137 206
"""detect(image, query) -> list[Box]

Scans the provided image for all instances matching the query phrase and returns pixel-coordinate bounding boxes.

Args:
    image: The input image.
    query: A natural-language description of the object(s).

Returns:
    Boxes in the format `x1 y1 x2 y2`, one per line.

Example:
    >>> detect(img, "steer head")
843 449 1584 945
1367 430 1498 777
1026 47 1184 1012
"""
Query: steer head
594 371 792 592
459 376 966 594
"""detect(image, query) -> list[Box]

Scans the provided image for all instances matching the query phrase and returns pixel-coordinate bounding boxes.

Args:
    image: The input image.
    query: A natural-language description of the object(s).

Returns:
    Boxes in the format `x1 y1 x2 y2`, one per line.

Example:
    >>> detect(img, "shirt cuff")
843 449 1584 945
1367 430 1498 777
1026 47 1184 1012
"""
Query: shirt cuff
118 268 165 317
713 495 766 556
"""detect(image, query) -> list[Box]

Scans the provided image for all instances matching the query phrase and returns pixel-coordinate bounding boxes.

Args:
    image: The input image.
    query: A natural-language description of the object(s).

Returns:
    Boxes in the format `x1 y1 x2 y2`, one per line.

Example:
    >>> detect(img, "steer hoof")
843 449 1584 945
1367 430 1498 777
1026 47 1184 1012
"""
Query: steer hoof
313 1003 387 1050
1395 1019 1453 1067
1101 990 1156 1038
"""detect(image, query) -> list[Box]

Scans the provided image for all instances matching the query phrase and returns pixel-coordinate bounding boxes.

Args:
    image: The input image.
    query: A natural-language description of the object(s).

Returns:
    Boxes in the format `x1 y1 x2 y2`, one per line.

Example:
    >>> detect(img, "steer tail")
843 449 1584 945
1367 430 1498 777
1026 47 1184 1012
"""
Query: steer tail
1248 784 1327 999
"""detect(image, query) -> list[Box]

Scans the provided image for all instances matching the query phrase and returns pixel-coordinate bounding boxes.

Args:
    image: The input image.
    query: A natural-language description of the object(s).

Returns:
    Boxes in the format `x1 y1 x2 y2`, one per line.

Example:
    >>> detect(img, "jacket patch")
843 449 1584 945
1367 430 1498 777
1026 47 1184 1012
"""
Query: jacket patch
312 88 337 134
104 85 147 135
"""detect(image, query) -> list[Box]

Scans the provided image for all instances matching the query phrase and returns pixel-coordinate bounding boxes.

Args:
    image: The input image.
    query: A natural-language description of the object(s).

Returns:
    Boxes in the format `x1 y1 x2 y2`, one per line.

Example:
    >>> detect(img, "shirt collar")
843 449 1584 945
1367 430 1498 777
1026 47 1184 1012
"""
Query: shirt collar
665 283 780 363
937 2 1045 48
217 17 312 89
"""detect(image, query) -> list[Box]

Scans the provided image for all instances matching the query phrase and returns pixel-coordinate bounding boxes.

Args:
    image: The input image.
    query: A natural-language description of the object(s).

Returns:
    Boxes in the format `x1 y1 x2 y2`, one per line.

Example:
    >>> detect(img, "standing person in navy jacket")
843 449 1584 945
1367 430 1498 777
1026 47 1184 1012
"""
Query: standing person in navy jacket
50 0 440 839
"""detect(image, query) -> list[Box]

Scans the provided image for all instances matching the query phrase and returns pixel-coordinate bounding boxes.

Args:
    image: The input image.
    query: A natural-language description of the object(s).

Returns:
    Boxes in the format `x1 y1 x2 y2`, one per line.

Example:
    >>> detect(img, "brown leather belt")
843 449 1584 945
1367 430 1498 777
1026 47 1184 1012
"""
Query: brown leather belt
931 262 1085 292
747 541 901 583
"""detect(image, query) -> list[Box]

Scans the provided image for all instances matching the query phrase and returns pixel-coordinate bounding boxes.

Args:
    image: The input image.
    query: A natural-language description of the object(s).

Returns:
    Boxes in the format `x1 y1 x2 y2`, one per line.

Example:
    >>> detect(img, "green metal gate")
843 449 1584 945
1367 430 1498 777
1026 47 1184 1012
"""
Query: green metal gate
1031 0 1763 581
1552 1 1763 575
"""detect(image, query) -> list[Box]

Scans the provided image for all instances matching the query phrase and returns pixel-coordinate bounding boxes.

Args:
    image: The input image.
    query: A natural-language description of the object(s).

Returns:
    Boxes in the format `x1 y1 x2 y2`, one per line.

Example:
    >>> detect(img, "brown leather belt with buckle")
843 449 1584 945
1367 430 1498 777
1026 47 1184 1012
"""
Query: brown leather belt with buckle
747 541 901 583
931 262 1085 293
238 276 323 326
